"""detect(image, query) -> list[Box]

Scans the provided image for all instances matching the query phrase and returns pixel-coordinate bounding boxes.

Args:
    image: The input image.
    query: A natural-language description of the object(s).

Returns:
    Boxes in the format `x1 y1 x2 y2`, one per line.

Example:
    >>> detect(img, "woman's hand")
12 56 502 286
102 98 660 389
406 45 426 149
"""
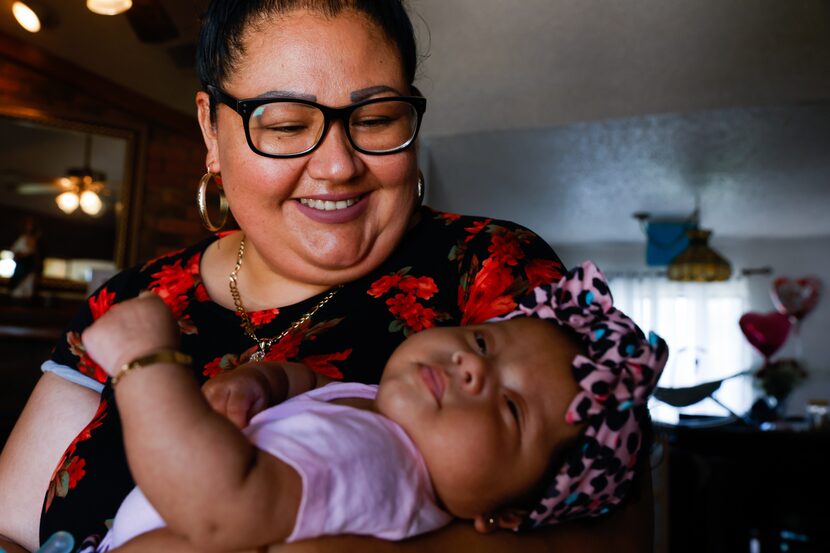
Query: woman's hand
81 293 180 377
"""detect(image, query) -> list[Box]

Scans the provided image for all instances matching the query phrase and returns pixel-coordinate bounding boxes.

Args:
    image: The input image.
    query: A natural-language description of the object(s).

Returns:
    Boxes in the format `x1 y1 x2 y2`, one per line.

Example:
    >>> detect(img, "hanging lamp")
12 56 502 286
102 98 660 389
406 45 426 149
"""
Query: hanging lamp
667 229 732 282
87 0 132 16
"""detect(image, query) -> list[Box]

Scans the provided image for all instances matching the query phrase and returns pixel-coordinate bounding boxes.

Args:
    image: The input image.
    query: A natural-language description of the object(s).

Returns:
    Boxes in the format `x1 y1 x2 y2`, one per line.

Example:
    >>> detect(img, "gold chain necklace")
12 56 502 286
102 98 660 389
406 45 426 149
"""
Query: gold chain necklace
229 235 340 361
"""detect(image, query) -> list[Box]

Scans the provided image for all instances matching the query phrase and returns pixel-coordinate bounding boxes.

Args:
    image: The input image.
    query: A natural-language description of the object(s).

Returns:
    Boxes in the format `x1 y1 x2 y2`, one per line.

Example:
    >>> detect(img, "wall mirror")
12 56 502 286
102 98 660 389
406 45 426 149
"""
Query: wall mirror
0 114 135 301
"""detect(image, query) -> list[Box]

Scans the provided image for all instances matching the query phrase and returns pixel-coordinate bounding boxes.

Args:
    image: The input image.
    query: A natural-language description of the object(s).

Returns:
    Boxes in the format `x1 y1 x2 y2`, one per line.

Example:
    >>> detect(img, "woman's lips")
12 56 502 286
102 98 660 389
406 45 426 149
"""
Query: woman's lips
418 364 445 406
293 193 369 224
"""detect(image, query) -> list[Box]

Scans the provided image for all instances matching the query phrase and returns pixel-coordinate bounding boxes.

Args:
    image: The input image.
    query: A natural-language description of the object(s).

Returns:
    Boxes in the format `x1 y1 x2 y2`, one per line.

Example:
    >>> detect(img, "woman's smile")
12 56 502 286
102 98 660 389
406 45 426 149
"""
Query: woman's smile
294 193 370 223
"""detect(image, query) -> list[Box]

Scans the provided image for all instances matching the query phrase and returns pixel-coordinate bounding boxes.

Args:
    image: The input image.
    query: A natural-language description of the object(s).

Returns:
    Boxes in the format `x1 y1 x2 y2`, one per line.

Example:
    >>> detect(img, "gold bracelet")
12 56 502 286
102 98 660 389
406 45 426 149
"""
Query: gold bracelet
111 350 192 387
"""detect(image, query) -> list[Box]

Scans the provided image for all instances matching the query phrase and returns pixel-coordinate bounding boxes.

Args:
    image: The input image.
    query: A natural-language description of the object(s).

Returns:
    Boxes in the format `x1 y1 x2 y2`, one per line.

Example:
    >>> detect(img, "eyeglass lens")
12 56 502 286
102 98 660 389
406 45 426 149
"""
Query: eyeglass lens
247 100 418 155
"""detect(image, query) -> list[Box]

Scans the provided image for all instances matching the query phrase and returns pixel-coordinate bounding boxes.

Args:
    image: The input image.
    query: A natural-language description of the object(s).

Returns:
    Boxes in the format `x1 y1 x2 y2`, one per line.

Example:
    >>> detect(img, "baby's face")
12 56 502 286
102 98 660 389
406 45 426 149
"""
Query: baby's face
377 318 584 520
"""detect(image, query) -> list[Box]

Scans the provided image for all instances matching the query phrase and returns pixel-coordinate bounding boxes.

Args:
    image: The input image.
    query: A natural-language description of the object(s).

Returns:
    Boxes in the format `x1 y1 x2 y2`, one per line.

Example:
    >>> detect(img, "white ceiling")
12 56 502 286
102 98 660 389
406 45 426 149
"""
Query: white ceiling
1 0 829 245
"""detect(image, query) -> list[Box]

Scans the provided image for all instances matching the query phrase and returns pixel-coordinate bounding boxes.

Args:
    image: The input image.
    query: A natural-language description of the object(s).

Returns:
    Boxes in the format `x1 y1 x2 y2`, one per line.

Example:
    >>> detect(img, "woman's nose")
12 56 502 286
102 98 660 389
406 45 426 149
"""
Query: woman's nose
452 350 487 395
306 120 363 183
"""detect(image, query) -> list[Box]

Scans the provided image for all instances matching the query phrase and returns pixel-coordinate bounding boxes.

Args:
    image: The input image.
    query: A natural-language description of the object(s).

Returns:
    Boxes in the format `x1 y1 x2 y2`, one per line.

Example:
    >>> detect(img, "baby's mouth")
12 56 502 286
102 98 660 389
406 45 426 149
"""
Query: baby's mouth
298 195 364 211
419 364 445 406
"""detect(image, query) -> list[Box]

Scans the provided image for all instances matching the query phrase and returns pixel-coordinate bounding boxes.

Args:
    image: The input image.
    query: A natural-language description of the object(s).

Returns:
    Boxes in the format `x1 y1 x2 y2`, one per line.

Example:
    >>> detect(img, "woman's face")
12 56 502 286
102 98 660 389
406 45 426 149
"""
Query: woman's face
197 9 418 287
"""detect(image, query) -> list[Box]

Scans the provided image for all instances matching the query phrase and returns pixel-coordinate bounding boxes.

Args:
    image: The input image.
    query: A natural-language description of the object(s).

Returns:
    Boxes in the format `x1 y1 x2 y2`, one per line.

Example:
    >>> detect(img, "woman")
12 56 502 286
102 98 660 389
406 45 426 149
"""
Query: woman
0 2 653 552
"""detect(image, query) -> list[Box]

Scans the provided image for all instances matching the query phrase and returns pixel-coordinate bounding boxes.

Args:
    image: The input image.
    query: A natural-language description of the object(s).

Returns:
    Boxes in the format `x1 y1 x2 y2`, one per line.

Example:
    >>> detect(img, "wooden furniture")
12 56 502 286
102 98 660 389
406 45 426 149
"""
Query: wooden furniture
658 418 829 553
0 301 82 448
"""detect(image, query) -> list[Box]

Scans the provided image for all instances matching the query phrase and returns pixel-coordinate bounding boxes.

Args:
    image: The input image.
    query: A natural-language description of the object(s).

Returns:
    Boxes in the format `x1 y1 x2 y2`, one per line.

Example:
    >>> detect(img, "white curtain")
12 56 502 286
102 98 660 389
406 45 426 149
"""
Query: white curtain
608 273 754 421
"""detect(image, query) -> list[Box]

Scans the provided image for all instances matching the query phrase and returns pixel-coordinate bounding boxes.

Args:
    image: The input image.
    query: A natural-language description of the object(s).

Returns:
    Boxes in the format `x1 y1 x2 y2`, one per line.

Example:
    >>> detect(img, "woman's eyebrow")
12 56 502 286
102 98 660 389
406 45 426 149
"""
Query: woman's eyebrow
256 90 317 101
350 85 403 102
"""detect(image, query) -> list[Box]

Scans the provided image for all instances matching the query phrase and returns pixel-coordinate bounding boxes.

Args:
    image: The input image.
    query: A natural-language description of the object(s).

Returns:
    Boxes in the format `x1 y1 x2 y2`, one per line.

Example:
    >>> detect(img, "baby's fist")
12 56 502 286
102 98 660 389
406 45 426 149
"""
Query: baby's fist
82 292 180 377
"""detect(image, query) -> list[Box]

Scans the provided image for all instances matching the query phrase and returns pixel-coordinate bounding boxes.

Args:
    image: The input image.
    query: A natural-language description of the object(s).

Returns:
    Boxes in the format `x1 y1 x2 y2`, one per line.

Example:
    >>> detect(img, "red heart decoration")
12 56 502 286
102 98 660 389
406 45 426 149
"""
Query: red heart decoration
739 311 791 359
771 277 822 321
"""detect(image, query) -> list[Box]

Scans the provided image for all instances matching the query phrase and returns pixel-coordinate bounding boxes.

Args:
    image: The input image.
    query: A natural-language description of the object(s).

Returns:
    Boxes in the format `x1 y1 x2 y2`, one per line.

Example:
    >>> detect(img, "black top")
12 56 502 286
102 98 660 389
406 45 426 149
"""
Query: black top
40 207 564 543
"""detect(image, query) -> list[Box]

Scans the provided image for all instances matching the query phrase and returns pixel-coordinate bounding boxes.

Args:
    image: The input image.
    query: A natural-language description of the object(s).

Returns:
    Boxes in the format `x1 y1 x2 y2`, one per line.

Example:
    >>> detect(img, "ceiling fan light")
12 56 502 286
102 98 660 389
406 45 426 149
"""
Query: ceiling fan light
12 2 41 33
80 189 103 216
56 191 80 214
86 0 132 16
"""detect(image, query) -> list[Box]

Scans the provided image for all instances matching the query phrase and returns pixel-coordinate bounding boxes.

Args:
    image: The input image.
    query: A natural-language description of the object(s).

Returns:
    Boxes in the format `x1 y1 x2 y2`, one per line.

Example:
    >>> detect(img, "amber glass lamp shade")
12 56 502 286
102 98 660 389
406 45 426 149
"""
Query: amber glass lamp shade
667 229 732 282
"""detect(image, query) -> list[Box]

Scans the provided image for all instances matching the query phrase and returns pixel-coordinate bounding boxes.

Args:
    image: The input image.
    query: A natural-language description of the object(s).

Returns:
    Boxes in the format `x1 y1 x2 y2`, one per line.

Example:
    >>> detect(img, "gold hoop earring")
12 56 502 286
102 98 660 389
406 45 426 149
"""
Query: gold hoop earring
416 170 425 206
197 171 229 232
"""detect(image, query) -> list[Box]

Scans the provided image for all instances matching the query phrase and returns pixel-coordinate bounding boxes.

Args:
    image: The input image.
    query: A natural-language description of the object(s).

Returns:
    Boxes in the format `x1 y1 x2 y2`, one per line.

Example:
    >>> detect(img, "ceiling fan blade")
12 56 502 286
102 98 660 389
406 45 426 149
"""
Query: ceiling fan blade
126 0 179 44
16 182 60 195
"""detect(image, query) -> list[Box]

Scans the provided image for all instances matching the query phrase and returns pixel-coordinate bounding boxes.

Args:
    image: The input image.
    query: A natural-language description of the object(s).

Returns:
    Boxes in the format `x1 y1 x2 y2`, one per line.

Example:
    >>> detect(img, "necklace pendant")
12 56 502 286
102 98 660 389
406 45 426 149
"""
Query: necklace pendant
250 348 266 362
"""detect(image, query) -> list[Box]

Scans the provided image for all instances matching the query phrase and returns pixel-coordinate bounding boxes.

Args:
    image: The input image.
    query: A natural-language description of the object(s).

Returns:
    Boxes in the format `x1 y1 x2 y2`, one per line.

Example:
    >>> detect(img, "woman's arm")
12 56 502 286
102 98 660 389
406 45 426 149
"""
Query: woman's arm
112 358 303 551
81 295 317 552
266 469 654 553
0 373 101 553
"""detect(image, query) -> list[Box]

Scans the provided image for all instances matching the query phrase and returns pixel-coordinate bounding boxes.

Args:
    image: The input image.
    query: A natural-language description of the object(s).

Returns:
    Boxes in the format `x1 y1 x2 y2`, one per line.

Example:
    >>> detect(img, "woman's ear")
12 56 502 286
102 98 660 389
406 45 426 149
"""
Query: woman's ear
472 510 524 534
196 91 221 172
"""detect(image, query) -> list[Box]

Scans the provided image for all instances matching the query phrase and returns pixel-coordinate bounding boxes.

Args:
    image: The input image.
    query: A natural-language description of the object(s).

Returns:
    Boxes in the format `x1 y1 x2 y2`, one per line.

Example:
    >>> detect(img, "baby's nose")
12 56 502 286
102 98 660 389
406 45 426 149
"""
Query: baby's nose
452 350 486 395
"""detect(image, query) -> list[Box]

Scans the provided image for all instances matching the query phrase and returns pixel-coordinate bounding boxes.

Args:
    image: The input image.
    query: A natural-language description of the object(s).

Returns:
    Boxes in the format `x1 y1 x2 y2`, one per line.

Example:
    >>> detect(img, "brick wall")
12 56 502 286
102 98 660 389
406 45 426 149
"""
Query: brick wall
0 31 210 265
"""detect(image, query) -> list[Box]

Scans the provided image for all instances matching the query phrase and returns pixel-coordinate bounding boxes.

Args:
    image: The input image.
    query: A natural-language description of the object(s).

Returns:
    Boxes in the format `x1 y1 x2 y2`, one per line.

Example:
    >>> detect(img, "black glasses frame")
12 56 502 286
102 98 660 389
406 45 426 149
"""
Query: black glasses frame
207 85 427 158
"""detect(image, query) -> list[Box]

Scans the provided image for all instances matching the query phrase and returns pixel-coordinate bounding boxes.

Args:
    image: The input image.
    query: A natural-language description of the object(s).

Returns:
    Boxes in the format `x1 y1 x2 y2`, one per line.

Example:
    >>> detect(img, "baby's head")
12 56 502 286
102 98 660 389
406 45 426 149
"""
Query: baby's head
376 261 668 532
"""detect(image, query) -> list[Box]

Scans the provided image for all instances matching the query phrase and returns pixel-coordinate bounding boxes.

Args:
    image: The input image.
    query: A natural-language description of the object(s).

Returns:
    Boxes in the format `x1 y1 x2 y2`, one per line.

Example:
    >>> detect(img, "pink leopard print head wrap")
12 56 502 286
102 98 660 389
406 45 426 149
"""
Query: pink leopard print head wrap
491 261 668 529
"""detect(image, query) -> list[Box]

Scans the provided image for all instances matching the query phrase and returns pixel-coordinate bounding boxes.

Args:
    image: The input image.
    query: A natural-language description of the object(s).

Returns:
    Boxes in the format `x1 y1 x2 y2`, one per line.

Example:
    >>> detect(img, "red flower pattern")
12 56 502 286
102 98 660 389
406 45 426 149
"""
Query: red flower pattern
45 400 108 511
66 331 107 383
368 273 403 298
487 231 524 267
525 258 565 290
88 288 116 320
148 253 202 334
460 257 520 325
65 456 86 488
398 276 438 300
202 354 241 378
249 308 280 327
437 212 462 224
386 293 439 332
369 270 447 335
141 247 185 272
149 256 198 300
464 219 492 242
302 349 352 380
194 282 211 302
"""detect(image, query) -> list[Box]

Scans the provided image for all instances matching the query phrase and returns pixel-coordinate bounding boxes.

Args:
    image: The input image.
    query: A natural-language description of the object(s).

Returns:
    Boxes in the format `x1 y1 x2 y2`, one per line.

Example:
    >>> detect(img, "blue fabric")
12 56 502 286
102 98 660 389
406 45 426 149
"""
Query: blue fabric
646 222 693 266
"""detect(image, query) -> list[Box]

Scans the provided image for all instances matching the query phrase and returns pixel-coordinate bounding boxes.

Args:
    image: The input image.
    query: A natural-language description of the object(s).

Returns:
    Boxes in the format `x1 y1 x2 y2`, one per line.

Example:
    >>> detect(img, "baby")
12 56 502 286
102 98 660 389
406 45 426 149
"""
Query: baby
81 262 667 551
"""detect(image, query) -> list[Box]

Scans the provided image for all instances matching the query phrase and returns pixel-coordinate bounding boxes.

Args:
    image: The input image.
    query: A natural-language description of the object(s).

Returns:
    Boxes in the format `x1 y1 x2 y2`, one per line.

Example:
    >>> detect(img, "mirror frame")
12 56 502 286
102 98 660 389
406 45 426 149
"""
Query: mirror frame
0 103 146 270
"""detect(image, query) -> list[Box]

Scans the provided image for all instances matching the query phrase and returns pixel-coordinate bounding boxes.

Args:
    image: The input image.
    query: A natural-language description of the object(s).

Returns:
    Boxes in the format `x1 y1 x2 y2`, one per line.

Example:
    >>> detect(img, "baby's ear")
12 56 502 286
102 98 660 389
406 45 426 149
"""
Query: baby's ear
472 510 524 534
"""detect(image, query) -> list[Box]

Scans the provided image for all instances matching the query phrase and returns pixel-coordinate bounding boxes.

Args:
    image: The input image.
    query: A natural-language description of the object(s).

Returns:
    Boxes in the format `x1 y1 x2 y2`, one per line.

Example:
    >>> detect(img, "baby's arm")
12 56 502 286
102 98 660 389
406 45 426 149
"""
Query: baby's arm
81 294 315 551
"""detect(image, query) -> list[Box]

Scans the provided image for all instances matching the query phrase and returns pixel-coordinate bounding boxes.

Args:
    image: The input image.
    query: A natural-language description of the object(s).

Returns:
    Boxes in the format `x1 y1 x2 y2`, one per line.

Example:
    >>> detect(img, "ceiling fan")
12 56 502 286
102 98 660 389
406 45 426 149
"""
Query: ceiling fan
6 134 109 216
122 0 179 44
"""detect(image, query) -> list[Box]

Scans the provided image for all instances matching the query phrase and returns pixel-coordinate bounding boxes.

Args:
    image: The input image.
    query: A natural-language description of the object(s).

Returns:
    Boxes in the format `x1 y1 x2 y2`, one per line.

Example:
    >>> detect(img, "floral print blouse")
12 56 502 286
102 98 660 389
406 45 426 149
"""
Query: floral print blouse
39 207 564 544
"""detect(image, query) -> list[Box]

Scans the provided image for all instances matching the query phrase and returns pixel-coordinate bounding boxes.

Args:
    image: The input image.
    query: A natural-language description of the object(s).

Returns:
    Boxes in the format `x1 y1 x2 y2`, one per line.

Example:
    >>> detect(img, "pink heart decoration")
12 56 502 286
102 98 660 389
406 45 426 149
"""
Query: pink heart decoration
739 311 791 359
771 276 822 321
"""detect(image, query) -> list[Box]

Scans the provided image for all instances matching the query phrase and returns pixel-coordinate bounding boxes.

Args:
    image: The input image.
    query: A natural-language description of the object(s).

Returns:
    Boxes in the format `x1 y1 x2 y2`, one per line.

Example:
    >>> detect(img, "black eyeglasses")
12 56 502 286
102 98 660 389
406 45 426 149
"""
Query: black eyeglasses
207 85 427 158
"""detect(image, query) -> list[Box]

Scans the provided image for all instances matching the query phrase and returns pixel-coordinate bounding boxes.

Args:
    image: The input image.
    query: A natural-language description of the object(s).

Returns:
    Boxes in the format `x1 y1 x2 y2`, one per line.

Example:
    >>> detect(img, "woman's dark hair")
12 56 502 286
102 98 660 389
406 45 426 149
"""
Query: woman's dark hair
197 0 418 118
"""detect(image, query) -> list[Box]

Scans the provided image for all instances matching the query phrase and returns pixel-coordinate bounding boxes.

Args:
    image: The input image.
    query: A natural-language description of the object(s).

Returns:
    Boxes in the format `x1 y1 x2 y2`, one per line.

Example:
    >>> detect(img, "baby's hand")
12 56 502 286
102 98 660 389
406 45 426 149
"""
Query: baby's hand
82 292 180 377
202 363 274 429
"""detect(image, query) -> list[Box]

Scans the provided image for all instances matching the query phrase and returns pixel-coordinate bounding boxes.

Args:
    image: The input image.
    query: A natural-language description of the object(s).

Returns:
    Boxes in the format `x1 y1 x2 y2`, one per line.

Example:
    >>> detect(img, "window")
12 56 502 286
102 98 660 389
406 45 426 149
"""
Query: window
608 274 753 423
